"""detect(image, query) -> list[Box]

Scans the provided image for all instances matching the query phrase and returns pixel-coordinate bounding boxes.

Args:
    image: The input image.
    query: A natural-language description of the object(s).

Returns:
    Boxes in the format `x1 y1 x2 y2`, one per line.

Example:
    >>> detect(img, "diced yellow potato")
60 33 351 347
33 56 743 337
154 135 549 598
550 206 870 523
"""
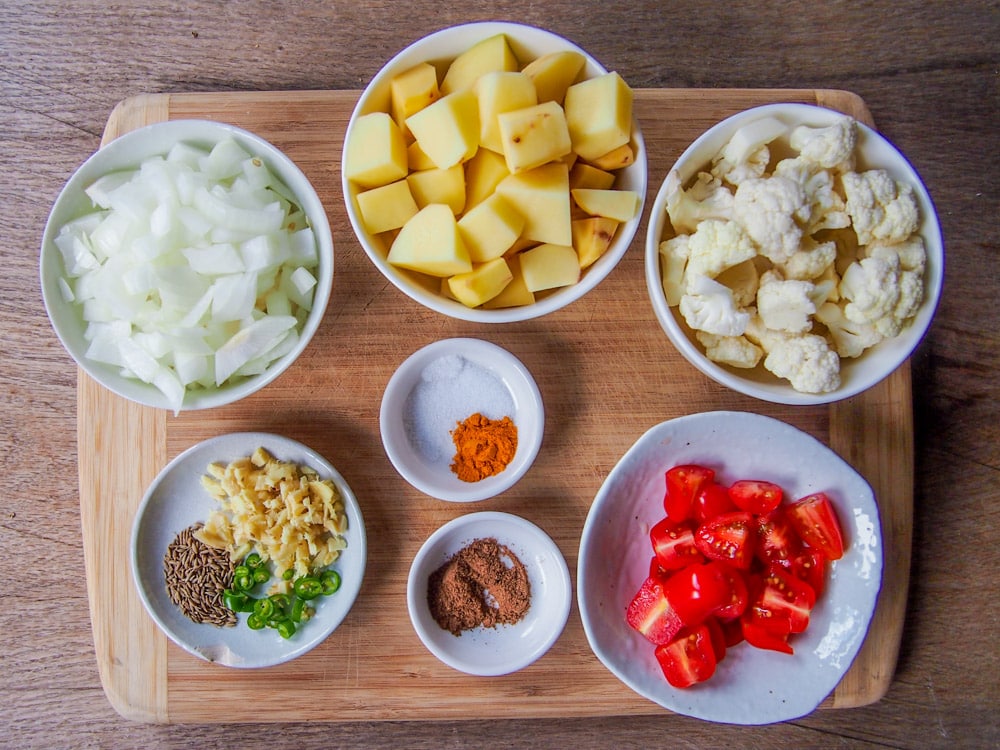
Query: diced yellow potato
344 112 409 189
521 50 586 104
387 203 472 276
356 179 420 235
390 62 441 134
572 216 619 269
483 253 535 308
505 235 540 257
405 89 480 170
447 257 513 307
406 164 466 214
495 162 572 246
498 101 573 174
571 188 640 222
519 243 581 292
564 71 633 161
475 71 538 154
457 193 525 263
590 142 635 171
569 162 616 190
440 34 519 94
407 140 437 172
463 147 510 210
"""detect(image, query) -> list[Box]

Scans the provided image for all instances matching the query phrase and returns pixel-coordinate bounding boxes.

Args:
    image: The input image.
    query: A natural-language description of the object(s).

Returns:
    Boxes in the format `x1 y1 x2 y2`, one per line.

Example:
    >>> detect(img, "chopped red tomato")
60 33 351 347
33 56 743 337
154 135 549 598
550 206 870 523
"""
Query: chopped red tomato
786 492 845 560
694 511 756 569
741 613 793 654
664 464 715 525
708 561 749 620
728 479 784 515
702 616 728 662
789 548 827 596
660 562 736 625
718 616 745 648
754 507 802 567
692 481 737 524
654 624 718 688
625 575 684 645
650 519 704 571
756 564 817 634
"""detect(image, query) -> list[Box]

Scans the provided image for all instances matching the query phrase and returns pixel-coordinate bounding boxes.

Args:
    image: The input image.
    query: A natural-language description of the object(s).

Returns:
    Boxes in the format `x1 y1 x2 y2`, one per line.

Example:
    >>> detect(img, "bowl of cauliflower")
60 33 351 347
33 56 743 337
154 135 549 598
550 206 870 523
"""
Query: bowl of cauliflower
645 102 943 405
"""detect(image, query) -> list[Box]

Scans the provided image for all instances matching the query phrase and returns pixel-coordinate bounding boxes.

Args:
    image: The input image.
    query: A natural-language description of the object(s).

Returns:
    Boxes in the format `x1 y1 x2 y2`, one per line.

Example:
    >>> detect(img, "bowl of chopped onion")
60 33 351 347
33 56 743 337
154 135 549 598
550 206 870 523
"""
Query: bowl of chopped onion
645 102 944 405
40 119 333 412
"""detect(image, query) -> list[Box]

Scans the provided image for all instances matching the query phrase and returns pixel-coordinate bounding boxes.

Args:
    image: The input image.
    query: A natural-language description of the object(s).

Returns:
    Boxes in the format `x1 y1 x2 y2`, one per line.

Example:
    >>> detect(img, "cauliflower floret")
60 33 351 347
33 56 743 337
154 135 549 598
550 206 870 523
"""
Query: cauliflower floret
733 175 808 263
659 234 690 306
842 169 920 245
777 239 837 281
664 170 735 234
684 219 758 280
839 253 902 327
712 144 771 186
679 273 750 337
715 258 760 308
695 330 763 369
756 270 818 334
866 234 927 274
763 334 841 394
814 301 883 358
789 116 857 171
774 157 851 233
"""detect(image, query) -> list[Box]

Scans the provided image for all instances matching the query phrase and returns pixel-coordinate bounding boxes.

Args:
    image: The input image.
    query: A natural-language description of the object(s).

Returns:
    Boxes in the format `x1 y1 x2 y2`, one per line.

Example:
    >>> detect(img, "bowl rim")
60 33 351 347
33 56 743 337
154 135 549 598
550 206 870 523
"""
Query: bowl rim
39 117 334 411
644 101 944 405
342 21 647 323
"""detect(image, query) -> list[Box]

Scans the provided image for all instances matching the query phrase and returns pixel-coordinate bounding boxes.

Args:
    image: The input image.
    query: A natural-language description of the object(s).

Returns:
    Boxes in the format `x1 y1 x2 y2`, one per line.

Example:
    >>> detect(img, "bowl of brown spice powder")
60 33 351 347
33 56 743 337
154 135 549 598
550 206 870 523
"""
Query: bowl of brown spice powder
406 511 571 676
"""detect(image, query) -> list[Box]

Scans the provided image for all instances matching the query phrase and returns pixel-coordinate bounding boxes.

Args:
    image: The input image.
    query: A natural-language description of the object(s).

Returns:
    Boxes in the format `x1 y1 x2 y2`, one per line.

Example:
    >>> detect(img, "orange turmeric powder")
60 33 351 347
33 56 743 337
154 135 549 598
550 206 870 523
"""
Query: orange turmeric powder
450 413 518 482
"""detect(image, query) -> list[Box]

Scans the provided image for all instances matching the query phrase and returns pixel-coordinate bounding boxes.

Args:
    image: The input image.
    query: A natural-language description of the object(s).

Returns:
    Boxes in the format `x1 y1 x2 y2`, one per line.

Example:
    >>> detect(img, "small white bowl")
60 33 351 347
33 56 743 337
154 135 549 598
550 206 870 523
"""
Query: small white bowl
578 411 883 724
40 119 334 411
407 511 571 676
645 102 944 405
380 337 543 502
131 432 367 668
343 21 647 323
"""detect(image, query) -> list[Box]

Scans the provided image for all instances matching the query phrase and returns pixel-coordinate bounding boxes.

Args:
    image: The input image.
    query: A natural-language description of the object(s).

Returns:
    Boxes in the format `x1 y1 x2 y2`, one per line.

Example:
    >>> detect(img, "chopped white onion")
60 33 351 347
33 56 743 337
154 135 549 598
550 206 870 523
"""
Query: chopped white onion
55 136 320 413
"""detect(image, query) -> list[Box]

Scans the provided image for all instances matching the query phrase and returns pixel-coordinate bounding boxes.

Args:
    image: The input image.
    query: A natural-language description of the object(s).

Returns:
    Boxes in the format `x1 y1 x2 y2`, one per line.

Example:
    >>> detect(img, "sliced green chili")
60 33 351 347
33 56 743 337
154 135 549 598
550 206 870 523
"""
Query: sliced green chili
293 575 323 600
275 618 296 639
320 570 341 595
282 568 295 581
253 566 270 585
232 565 255 592
244 552 263 570
246 612 266 630
252 597 275 620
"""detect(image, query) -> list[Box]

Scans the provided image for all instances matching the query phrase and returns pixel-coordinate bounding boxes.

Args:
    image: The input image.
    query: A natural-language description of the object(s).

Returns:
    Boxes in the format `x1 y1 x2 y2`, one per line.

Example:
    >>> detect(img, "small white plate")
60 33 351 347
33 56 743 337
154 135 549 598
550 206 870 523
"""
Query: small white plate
407 511 571 676
578 411 883 724
131 432 367 668
380 338 544 502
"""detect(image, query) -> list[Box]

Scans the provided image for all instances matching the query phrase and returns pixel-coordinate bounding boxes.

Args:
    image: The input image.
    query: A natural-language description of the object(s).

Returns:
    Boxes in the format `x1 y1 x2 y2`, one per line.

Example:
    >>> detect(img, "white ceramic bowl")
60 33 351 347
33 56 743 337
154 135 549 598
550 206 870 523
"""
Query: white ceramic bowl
578 411 883 724
645 102 944 405
407 511 571 675
131 432 366 668
40 119 334 411
380 337 544 502
343 21 647 322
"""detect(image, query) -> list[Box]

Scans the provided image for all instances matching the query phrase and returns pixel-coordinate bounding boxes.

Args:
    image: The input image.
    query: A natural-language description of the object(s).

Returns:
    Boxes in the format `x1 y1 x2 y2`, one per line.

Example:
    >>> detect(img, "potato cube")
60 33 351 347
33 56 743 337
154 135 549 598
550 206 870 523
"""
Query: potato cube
495 162 572 246
390 62 441 134
521 50 586 104
464 148 510 210
457 193 525 263
483 253 535 308
407 141 437 172
564 72 633 161
447 257 513 307
356 179 420 235
406 89 480 170
519 243 581 292
569 162 617 190
572 216 619 269
387 204 472 277
476 71 538 154
407 164 466 214
498 101 573 174
441 33 518 94
343 112 408 189
590 142 635 171
571 188 640 222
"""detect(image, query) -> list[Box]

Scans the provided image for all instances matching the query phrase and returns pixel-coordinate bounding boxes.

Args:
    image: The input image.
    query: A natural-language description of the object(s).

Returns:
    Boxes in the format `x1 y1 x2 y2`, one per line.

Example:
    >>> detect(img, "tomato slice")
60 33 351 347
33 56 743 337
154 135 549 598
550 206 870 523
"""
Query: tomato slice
741 614 794 654
702 616 728 662
692 481 737 524
625 575 685 645
694 511 756 569
727 479 784 515
754 507 802 567
664 464 715 525
789 547 827 596
756 564 817 634
654 624 718 688
650 519 705 571
708 561 749 620
659 562 735 626
786 492 845 560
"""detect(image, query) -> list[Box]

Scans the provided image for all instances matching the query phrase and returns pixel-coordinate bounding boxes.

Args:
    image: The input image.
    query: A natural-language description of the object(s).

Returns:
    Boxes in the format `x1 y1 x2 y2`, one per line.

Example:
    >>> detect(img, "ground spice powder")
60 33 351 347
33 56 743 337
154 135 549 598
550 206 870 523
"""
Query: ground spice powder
450 412 517 483
427 537 531 636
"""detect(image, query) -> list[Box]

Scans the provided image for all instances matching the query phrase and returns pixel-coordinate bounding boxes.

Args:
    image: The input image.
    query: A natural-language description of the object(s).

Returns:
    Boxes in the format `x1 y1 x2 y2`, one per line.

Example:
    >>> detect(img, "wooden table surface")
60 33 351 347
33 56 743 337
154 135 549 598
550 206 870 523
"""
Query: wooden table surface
2 1 997 748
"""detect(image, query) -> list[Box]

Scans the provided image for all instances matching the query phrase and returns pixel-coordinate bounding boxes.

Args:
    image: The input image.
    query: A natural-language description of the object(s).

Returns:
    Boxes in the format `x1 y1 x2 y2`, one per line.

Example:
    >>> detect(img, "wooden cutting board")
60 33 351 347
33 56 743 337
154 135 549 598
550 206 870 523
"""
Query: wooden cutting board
78 88 912 723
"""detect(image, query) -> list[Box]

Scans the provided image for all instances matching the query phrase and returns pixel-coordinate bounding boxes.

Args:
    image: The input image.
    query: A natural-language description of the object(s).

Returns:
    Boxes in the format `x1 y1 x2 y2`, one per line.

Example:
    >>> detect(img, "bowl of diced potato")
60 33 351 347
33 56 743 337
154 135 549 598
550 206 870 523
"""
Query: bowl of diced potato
342 22 647 322
645 102 944 405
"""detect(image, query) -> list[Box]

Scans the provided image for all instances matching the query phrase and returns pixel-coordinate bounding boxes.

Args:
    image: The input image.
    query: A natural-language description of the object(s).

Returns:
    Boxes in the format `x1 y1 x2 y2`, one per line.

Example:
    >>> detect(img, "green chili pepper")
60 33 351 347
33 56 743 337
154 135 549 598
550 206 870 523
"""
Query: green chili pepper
223 589 255 613
320 569 342 595
233 565 255 592
293 575 323 600
246 612 266 630
269 593 290 614
274 618 296 639
253 566 270 585
290 597 306 623
244 553 263 570
252 597 275 620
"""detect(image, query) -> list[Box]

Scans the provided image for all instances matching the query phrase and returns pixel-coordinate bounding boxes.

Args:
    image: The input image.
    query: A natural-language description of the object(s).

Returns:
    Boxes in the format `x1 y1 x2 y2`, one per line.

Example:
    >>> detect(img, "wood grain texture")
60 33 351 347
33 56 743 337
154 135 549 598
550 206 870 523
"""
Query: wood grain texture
77 88 907 724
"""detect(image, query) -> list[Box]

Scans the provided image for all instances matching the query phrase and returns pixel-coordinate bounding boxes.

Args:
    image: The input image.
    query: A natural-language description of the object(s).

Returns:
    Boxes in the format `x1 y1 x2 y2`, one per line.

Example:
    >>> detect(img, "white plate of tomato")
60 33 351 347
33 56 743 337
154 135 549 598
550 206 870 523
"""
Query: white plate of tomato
577 411 882 725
